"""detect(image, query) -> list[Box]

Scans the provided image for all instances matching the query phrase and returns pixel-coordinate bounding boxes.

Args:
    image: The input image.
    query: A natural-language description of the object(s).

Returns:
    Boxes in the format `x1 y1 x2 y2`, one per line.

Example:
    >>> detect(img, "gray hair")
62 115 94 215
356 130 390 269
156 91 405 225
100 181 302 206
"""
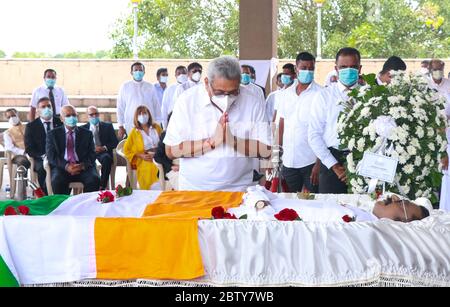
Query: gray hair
207 56 241 83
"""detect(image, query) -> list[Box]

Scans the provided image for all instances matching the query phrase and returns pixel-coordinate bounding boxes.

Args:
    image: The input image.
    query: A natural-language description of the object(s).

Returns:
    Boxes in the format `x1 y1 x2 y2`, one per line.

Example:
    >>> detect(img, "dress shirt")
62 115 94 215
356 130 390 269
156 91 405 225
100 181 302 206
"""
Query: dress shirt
30 85 70 115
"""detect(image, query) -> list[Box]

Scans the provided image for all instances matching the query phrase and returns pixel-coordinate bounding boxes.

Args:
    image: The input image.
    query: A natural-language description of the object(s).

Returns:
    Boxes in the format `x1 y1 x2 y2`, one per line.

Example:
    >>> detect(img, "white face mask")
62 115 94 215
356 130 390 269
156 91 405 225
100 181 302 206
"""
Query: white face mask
138 114 149 125
211 95 238 113
420 67 429 75
9 116 20 126
432 70 444 81
191 72 202 82
176 74 188 84
159 76 168 84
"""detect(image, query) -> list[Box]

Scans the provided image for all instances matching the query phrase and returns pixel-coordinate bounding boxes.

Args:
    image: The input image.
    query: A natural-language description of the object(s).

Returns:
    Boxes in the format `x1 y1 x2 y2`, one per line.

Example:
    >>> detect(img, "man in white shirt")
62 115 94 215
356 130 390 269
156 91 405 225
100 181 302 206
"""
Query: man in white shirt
308 47 362 194
4 108 30 169
171 62 203 108
154 67 168 108
241 65 265 102
265 73 283 122
270 64 297 123
278 52 322 193
117 62 162 139
28 69 70 121
376 56 407 85
427 59 450 98
161 65 188 129
164 56 271 191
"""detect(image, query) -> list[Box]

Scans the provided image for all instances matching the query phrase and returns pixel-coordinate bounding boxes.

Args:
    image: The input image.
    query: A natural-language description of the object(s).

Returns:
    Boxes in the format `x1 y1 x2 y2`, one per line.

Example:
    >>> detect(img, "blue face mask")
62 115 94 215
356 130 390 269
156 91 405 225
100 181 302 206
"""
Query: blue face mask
133 71 145 81
41 107 53 119
241 73 251 85
281 74 292 86
45 78 56 88
338 68 359 87
64 115 78 127
297 70 314 84
89 117 100 126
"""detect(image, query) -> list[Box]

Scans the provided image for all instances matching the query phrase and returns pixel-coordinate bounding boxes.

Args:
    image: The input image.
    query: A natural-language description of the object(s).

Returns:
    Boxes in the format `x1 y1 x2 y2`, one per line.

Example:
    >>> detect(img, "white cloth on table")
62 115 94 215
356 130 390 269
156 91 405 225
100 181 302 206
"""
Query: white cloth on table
29 85 70 115
164 85 271 191
117 80 162 133
139 127 159 151
278 80 321 168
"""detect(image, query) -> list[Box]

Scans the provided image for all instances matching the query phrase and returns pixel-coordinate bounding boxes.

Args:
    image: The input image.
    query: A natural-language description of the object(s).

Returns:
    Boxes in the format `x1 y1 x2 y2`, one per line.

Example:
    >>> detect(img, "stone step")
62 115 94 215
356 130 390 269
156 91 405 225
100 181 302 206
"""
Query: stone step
0 95 117 108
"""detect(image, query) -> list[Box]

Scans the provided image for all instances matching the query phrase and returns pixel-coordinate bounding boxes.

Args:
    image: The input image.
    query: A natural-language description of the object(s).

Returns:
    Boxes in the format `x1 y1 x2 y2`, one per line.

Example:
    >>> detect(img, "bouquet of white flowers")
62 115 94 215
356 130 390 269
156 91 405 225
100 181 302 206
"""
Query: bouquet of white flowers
337 71 448 202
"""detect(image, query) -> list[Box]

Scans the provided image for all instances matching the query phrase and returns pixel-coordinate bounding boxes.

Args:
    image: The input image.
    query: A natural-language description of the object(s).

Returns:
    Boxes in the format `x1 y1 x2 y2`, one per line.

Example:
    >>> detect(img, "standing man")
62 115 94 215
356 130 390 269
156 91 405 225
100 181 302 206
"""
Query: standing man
278 52 322 193
419 60 430 76
376 56 407 85
241 65 265 100
117 62 162 139
28 69 70 121
280 63 297 89
164 56 271 191
265 73 283 122
427 59 450 97
308 47 362 194
171 62 203 106
82 106 119 190
25 97 63 194
154 68 168 108
161 65 188 129
46 105 100 195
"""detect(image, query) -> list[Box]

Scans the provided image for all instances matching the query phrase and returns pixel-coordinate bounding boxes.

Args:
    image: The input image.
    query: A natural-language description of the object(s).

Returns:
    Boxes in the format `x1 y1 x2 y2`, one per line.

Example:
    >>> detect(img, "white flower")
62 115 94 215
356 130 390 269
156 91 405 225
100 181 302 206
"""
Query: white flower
414 156 422 167
347 153 356 173
357 138 365 151
411 138 420 148
428 143 435 151
406 145 417 156
348 138 355 151
425 154 431 163
416 127 425 138
398 156 407 165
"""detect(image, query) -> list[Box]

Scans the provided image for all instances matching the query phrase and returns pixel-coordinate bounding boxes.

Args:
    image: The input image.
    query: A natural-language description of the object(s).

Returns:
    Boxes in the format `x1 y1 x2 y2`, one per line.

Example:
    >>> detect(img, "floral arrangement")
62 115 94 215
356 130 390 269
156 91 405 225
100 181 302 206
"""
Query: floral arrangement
274 208 302 221
97 191 115 203
211 206 238 219
3 205 30 216
97 185 133 204
115 185 133 198
342 215 356 223
337 72 447 201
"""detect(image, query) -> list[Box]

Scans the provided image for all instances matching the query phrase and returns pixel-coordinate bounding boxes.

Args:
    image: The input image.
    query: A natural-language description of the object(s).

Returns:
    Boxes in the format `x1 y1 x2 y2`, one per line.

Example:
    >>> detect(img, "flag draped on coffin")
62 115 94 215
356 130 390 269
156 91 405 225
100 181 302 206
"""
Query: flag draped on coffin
0 191 243 286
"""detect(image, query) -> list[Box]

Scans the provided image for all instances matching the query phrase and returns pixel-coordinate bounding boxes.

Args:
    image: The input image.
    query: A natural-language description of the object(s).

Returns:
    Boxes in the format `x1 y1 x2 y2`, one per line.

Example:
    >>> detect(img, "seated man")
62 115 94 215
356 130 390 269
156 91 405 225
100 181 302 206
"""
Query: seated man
4 108 30 169
81 106 119 190
25 97 63 194
46 105 100 194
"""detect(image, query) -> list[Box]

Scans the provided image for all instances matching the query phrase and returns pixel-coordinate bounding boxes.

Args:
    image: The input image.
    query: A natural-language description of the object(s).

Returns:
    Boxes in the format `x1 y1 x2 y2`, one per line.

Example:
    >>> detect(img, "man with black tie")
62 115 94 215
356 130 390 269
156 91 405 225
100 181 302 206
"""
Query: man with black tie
46 105 100 195
82 106 119 190
25 97 63 194
28 69 70 121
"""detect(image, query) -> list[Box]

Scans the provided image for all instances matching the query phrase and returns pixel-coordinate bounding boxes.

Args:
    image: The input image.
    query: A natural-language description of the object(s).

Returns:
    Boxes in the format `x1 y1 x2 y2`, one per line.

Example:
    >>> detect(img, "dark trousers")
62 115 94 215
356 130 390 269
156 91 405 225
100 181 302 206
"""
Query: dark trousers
97 152 113 189
281 163 318 193
318 148 348 194
51 167 100 195
33 158 47 195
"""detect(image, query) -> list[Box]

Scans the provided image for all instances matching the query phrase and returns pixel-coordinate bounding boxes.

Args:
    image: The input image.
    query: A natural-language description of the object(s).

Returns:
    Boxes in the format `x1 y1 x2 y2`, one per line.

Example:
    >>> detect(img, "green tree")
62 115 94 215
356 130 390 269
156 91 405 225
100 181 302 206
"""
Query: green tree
109 0 239 59
0 50 5 58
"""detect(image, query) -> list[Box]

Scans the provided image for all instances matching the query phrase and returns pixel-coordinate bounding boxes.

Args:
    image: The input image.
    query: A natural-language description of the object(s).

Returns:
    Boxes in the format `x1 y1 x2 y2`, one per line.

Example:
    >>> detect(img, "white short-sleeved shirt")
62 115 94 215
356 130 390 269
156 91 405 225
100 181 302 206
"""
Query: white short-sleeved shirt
265 89 282 122
30 85 70 115
164 85 271 191
117 80 162 133
278 80 322 168
428 77 450 99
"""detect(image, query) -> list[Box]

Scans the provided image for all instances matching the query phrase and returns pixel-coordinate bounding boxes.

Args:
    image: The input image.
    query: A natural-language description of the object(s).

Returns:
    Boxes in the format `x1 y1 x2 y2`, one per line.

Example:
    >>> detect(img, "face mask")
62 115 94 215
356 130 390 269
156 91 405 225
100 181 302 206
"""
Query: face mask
40 107 53 120
432 70 444 81
138 114 149 125
241 73 251 85
176 74 188 84
64 115 78 127
211 94 238 113
133 71 145 81
191 72 202 82
89 117 100 125
159 76 168 84
280 74 292 86
339 68 359 87
297 70 314 84
45 78 56 88
420 68 429 75
9 116 20 126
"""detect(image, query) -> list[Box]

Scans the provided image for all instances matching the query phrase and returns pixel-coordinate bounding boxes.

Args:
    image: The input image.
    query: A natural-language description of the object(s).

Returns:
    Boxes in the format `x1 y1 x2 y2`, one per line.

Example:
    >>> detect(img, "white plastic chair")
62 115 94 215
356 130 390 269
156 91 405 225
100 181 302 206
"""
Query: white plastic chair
115 140 137 189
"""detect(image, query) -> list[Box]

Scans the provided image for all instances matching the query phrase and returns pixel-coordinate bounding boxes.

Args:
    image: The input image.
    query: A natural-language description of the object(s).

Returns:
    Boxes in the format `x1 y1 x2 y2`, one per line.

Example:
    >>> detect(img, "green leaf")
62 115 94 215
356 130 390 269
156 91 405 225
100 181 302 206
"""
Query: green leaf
239 214 248 220
362 73 377 86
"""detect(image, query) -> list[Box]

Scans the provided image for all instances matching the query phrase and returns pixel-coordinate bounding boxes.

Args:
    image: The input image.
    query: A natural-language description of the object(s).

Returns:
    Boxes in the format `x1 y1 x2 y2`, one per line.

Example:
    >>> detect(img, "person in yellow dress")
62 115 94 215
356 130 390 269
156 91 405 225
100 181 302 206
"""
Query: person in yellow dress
124 105 162 189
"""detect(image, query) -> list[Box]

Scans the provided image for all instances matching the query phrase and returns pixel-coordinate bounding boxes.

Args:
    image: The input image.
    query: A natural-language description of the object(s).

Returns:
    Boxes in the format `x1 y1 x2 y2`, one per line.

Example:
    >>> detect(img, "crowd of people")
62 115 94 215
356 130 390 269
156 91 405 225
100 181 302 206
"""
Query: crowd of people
3 47 449 201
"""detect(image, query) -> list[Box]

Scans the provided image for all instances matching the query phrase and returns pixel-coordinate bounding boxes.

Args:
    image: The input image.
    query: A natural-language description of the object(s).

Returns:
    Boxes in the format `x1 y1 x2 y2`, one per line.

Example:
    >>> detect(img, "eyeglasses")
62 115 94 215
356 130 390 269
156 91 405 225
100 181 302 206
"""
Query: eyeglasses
209 84 240 97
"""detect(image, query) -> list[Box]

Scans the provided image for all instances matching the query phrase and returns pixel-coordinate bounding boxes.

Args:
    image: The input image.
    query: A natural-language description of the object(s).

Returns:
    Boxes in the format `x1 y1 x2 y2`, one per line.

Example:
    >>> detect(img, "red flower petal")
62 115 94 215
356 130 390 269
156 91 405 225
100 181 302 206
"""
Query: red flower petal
17 205 30 215
223 212 237 219
342 215 352 223
211 206 225 219
275 208 300 221
4 206 17 216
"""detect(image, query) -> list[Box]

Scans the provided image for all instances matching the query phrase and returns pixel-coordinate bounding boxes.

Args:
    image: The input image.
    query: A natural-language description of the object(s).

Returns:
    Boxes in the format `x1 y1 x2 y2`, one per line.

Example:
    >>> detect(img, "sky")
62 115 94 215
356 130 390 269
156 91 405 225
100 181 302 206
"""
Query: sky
0 0 130 55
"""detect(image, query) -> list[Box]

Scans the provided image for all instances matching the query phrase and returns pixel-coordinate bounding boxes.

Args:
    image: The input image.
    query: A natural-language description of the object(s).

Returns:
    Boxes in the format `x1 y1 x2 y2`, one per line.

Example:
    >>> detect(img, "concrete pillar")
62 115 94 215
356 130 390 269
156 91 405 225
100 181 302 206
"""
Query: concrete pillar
239 0 278 60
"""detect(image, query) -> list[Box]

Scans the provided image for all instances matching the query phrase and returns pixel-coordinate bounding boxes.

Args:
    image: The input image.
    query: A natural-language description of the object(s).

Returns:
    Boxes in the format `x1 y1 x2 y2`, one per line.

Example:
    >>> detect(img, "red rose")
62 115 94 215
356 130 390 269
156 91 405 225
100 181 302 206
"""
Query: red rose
115 185 123 194
223 212 237 219
4 206 17 216
211 206 225 219
97 191 115 203
342 215 354 223
17 205 30 215
275 208 301 221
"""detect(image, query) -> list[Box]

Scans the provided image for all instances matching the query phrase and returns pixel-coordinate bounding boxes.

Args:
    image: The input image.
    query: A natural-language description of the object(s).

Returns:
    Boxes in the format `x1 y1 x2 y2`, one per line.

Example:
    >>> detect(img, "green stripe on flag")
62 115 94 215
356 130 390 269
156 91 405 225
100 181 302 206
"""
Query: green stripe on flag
0 195 70 216
0 255 19 287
